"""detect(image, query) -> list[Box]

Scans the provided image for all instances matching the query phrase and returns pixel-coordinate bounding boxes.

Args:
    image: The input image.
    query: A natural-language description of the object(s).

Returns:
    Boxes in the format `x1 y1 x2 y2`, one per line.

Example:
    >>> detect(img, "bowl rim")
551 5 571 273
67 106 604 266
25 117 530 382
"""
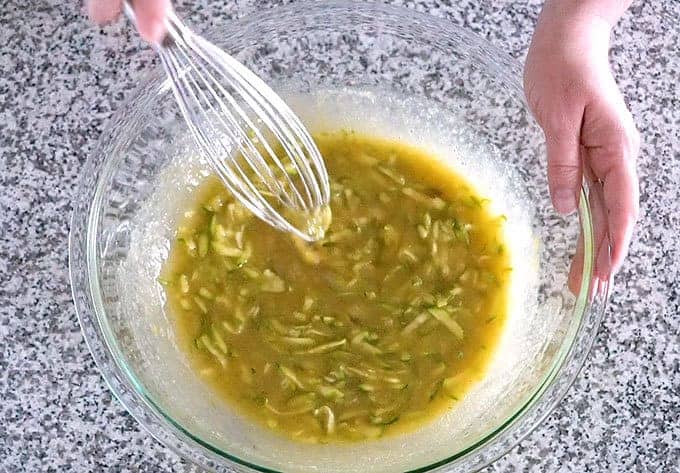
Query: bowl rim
69 1 609 471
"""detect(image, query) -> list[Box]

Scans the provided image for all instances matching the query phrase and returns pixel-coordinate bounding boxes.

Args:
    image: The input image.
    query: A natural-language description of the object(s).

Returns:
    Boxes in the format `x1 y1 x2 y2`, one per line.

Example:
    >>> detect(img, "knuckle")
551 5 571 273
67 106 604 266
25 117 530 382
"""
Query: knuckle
595 125 640 168
543 114 579 144
547 162 580 185
560 77 587 100
524 80 584 137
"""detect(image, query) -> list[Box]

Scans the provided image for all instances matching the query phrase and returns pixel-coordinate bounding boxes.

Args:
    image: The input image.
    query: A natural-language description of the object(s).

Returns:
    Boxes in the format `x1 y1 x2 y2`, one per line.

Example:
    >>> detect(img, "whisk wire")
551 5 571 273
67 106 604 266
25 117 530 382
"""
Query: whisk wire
165 54 282 221
210 45 320 206
161 49 273 219
173 38 304 209
163 30 299 210
194 36 320 209
150 8 331 240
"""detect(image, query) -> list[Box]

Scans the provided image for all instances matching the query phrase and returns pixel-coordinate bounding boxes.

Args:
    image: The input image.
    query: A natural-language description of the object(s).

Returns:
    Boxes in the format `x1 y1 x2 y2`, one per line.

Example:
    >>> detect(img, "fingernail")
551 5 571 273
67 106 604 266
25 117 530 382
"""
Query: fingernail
149 22 167 45
553 189 576 215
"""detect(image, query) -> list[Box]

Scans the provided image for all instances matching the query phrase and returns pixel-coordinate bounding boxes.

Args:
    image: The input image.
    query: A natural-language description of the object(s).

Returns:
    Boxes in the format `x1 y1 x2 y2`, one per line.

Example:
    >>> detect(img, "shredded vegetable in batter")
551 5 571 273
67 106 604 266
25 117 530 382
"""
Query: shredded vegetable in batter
160 131 511 443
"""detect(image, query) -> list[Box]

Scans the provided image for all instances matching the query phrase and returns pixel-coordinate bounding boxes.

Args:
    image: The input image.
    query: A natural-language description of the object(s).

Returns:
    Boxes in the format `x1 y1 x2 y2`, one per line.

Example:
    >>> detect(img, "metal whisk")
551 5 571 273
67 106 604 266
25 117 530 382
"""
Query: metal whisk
125 4 331 241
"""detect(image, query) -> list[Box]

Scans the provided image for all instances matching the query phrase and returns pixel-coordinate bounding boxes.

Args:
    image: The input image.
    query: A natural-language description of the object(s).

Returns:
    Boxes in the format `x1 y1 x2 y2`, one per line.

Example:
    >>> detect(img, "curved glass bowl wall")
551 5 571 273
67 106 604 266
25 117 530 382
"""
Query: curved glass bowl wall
69 2 608 472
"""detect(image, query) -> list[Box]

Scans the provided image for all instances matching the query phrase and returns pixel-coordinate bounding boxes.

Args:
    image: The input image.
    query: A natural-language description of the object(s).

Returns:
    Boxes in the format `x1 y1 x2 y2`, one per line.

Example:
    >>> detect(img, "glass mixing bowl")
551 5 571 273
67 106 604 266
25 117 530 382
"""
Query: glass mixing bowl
69 2 609 471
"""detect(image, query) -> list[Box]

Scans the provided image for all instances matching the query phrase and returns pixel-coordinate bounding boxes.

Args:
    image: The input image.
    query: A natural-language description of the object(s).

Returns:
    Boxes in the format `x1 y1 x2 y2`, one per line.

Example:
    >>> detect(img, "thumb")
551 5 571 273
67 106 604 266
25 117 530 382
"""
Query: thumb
87 0 123 24
133 0 171 45
543 115 583 215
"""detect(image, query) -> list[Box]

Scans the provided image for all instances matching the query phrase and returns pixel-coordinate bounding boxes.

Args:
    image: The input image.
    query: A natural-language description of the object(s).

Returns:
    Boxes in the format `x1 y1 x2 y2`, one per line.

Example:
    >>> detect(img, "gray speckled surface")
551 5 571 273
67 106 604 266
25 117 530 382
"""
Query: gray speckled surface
1 0 678 472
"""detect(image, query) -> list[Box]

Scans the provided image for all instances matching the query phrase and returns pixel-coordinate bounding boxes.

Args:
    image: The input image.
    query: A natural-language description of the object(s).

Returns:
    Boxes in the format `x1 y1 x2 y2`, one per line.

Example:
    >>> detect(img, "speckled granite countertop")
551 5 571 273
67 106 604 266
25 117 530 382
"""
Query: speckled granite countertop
1 0 678 471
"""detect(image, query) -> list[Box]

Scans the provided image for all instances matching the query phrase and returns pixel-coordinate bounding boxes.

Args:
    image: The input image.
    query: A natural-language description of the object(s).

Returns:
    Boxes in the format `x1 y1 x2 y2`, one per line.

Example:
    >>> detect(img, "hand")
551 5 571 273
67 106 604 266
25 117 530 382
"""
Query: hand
524 2 640 295
86 0 171 44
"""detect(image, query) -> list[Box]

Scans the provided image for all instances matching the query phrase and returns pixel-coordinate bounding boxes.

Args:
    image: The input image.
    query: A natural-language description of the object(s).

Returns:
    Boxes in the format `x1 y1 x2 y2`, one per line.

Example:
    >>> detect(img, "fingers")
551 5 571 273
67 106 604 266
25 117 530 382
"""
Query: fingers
568 231 584 294
569 175 610 299
133 0 171 45
595 233 611 289
86 0 170 45
602 162 639 274
542 111 584 216
87 0 123 24
584 170 612 281
569 232 607 301
583 95 640 277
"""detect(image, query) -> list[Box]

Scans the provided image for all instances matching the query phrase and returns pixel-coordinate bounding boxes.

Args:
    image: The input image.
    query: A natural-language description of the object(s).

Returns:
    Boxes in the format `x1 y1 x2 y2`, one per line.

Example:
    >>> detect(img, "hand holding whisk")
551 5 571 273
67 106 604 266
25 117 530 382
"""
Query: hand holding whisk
88 0 332 241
